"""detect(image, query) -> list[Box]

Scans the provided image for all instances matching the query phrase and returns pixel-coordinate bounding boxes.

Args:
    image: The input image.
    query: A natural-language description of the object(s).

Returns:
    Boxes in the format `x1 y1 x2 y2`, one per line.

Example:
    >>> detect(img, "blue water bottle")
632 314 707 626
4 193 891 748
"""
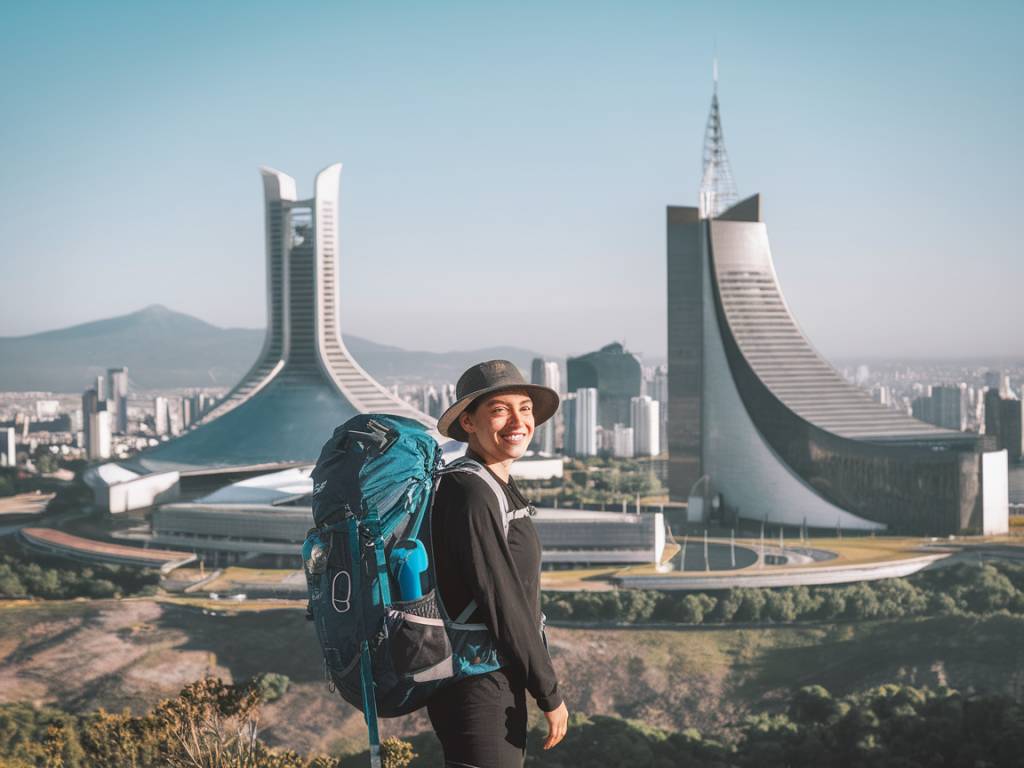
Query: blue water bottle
390 539 428 600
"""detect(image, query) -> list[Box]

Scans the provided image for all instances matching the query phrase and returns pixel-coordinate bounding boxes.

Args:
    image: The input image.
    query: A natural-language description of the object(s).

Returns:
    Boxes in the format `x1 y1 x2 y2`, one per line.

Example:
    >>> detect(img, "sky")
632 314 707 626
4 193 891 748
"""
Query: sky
1 0 1021 361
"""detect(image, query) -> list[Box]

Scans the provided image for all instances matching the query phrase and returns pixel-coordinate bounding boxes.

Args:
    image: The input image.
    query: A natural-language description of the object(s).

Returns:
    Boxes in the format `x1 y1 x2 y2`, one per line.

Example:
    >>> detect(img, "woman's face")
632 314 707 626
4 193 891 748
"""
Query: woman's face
459 390 535 465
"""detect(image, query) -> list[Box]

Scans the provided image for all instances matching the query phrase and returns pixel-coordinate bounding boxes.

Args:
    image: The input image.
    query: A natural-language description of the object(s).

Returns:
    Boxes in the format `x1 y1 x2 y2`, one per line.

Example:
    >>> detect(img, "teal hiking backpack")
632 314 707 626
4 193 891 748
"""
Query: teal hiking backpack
303 414 532 766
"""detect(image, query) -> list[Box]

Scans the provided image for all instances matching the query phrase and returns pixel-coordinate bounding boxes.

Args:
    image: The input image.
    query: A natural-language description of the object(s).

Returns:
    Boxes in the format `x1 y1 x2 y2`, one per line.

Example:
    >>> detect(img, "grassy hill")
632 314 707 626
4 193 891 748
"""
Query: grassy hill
1 597 1021 757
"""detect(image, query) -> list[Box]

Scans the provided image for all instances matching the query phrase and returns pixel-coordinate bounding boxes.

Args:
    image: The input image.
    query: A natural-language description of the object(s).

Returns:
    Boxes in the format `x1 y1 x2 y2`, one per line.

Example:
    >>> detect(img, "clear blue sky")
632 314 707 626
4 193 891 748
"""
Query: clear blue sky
1 0 1020 360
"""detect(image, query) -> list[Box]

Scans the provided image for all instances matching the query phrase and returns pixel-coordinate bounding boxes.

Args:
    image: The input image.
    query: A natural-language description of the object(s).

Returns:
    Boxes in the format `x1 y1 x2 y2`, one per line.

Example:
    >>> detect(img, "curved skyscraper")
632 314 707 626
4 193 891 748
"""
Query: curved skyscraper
126 164 432 474
667 81 1008 536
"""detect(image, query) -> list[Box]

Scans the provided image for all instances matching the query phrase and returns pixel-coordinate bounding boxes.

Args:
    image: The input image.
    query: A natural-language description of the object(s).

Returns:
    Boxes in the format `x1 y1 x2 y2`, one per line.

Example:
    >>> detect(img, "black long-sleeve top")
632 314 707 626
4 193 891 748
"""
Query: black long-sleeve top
431 459 562 712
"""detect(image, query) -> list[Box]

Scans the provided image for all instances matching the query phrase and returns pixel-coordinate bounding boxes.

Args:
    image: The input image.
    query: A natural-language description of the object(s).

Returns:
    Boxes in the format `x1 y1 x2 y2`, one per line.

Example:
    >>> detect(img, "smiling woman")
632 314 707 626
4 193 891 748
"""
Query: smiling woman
429 360 569 767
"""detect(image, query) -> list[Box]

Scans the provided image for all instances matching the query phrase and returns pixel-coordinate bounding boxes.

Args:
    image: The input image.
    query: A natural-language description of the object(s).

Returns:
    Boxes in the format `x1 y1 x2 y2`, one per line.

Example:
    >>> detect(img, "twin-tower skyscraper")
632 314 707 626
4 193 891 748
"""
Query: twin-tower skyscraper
129 164 431 474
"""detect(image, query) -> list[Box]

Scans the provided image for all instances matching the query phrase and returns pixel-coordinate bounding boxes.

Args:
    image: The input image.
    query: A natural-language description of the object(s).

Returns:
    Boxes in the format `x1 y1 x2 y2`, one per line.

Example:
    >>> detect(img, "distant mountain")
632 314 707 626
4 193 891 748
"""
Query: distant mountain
0 305 546 393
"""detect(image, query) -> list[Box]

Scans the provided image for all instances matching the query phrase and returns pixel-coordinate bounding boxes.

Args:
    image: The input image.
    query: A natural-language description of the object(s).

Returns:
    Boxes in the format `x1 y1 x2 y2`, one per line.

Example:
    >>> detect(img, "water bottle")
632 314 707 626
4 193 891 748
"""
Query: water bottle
390 539 428 600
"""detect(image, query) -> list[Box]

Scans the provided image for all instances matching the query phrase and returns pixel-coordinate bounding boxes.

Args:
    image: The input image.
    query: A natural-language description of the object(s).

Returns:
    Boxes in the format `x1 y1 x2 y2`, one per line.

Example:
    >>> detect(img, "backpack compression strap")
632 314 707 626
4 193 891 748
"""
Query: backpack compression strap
441 457 534 627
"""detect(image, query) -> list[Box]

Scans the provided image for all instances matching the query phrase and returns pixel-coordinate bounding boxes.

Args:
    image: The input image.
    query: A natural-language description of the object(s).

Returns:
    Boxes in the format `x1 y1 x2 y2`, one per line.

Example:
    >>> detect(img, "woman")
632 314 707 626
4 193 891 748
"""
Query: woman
429 359 569 767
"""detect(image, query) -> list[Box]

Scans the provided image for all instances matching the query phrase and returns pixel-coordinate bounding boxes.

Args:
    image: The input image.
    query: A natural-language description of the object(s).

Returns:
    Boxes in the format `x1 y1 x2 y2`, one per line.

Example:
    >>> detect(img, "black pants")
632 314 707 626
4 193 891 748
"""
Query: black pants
427 668 527 768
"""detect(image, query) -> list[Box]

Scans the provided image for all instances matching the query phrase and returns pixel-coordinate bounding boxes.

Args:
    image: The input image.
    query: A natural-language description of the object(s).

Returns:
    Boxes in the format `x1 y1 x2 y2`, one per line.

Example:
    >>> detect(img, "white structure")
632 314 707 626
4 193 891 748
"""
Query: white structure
87 408 112 460
574 387 598 457
630 395 660 457
612 424 634 458
35 400 60 420
510 454 565 481
153 397 170 436
147 465 664 566
84 463 180 514
0 427 15 467
981 450 1010 535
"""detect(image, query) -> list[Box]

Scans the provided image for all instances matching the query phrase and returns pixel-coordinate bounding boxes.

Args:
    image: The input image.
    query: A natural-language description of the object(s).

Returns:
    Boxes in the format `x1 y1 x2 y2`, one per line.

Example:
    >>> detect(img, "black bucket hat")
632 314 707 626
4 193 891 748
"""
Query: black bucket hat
437 359 559 442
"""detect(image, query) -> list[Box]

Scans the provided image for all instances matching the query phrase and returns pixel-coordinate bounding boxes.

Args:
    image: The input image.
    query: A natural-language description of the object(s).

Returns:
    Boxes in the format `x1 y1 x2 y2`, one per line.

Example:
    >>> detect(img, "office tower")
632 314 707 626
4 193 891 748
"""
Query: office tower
664 68 1005 535
563 393 577 457
612 424 634 459
0 427 15 467
439 384 455 414
420 386 441 419
985 390 1023 463
531 358 561 454
180 397 193 430
872 385 892 407
95 375 106 402
985 370 1011 398
574 388 598 457
934 385 965 431
81 387 100 454
912 386 966 431
118 164 432 475
106 367 129 434
88 405 111 460
154 397 170 436
567 343 641 429
630 395 660 457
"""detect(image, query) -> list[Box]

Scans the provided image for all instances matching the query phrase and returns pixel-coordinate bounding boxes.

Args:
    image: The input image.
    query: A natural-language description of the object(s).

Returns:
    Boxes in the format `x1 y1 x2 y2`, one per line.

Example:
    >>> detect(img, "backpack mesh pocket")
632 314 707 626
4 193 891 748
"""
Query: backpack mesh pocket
385 590 453 682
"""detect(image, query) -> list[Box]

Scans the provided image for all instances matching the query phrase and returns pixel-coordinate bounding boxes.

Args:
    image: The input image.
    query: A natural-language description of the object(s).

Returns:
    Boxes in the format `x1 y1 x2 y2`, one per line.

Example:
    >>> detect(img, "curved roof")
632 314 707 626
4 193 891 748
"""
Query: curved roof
126 376 360 473
709 202 958 441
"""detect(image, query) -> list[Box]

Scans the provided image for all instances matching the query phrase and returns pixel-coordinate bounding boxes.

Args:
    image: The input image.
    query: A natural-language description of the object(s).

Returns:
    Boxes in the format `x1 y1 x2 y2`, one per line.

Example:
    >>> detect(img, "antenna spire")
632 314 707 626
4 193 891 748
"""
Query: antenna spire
698 59 738 219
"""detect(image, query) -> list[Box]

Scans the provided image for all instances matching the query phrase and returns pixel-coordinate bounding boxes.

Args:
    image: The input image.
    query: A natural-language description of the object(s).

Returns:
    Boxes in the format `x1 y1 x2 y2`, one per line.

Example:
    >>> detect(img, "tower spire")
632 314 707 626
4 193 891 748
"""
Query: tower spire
698 59 738 219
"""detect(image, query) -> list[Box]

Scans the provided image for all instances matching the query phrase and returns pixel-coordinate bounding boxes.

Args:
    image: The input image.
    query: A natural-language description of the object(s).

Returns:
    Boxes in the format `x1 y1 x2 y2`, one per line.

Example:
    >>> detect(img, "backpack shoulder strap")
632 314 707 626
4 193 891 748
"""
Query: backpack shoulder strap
440 457 511 531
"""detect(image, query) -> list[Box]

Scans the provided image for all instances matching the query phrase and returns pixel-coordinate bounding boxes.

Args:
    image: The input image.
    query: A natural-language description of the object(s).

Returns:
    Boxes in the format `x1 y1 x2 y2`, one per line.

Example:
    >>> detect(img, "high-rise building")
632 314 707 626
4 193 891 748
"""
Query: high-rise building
81 387 100 453
563 393 577 457
984 389 1023 463
630 395 660 457
574 388 598 457
531 358 561 454
0 427 15 467
665 71 1006 536
612 424 634 459
154 397 170 437
180 397 193 430
95 375 106 402
913 385 965 431
107 367 129 434
985 370 1011 398
439 384 456 414
420 386 442 419
88 405 111 460
567 343 641 430
112 164 432 475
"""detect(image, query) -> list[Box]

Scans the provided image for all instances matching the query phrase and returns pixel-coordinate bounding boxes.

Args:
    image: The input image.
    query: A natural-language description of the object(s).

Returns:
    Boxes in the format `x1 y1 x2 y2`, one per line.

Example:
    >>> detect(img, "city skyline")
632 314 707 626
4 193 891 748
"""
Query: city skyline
2 2 1022 360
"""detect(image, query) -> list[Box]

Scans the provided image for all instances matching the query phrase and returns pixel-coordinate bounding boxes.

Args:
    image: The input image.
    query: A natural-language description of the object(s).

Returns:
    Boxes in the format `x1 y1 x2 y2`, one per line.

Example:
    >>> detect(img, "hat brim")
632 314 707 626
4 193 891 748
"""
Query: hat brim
437 384 559 442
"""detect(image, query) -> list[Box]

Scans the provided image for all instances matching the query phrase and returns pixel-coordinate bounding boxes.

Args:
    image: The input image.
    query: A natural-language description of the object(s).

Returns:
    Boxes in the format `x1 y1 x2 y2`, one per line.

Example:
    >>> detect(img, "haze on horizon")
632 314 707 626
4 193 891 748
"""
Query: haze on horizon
1 1 1021 361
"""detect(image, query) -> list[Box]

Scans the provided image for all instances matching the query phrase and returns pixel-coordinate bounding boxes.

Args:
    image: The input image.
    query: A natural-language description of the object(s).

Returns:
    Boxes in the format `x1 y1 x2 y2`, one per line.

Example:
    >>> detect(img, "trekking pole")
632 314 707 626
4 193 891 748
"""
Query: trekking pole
360 641 382 768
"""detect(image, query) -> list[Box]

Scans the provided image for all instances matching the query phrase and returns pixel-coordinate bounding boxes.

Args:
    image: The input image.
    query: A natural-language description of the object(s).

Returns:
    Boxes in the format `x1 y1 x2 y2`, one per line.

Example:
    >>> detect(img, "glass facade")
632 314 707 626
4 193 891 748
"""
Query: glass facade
567 342 642 430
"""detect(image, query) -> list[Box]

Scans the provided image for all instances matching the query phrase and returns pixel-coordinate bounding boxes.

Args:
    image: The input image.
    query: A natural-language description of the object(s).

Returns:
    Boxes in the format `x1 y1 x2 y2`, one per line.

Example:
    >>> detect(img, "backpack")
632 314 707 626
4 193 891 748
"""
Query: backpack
302 414 533 765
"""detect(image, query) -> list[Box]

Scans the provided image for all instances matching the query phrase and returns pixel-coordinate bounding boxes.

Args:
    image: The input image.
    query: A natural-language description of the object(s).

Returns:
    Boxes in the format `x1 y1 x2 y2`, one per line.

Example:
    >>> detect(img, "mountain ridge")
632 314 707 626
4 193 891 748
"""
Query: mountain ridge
0 305 547 392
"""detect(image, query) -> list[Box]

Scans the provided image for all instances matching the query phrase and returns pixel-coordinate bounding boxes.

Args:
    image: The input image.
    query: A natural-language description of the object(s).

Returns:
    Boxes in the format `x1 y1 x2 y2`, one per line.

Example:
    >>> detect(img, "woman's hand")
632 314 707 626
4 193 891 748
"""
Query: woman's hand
543 701 569 750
